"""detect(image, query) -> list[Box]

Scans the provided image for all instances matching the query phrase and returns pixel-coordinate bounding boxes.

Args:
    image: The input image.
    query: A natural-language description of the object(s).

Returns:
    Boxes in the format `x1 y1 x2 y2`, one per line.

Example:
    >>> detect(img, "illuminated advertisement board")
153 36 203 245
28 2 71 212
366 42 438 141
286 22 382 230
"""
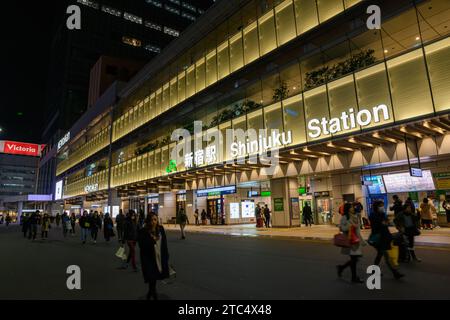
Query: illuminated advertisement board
382 170 435 193
55 180 63 201
0 140 42 157
241 200 255 218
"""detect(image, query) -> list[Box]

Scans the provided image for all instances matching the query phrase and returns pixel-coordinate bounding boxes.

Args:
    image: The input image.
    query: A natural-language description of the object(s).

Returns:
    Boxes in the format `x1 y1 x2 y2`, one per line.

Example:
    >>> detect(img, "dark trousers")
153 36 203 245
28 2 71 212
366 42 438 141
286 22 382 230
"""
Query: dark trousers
304 217 313 226
147 280 158 300
117 227 124 241
29 225 37 240
341 255 359 279
264 215 270 227
91 229 98 241
127 240 137 269
70 223 76 234
41 231 48 239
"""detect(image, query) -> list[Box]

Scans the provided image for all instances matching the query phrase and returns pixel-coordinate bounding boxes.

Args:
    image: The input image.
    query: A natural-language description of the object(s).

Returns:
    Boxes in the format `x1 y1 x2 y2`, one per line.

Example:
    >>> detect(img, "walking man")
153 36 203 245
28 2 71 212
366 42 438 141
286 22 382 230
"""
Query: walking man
177 208 189 239
264 205 271 228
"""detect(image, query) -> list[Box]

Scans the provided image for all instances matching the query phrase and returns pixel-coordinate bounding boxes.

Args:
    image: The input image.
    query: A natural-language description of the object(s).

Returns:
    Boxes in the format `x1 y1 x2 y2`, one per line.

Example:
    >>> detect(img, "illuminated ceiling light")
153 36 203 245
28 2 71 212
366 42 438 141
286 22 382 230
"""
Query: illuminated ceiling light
384 49 388 53
415 36 420 41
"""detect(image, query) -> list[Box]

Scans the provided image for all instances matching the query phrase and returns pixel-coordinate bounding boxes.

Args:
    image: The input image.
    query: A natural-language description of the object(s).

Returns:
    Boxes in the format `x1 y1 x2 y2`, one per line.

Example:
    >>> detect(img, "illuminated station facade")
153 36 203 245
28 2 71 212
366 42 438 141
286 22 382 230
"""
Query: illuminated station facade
54 0 450 227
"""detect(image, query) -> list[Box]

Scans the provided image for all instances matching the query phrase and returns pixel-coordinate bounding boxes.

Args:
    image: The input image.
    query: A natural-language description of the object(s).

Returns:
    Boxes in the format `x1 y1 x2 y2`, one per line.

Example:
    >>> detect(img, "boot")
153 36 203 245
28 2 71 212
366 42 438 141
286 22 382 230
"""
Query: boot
410 250 422 262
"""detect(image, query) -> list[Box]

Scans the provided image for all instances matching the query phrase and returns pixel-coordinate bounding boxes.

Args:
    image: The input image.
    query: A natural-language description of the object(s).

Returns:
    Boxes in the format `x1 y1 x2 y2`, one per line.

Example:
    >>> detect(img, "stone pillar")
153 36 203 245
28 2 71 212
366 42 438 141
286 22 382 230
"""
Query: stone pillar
270 177 299 227
18 201 23 223
186 190 195 223
159 192 176 223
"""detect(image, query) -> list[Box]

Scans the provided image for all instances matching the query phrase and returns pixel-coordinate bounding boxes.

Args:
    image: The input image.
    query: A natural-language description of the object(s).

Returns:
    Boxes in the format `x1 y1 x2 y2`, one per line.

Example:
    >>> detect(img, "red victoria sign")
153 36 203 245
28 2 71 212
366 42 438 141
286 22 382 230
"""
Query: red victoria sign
2 141 41 157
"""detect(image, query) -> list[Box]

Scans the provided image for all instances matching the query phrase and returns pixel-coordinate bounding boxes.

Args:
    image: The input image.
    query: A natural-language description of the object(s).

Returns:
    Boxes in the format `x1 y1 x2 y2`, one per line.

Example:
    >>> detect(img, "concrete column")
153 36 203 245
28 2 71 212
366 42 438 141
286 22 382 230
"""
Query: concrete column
18 201 23 223
270 177 299 227
159 192 176 223
186 190 195 223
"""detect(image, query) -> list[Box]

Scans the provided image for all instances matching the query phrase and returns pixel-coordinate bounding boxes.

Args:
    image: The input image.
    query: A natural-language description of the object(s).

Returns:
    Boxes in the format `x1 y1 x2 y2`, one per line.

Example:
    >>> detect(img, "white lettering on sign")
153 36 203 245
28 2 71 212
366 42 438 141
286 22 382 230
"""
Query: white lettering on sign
6 144 37 154
230 130 292 158
84 184 99 193
185 145 217 169
58 132 71 151
307 104 390 139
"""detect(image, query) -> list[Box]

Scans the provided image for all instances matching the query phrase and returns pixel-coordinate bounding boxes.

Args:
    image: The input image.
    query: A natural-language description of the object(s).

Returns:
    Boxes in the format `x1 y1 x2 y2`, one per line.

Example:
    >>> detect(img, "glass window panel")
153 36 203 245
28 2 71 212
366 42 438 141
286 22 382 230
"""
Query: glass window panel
154 149 161 178
243 22 260 65
138 102 144 126
317 0 344 23
220 122 231 163
280 61 301 97
381 9 421 59
132 158 137 183
196 58 206 92
304 85 330 142
425 37 450 112
387 49 434 121
283 94 306 146
137 156 143 181
417 0 450 44
178 72 186 102
327 75 359 137
161 146 169 176
264 102 284 135
355 63 393 129
148 151 154 179
294 0 319 35
186 65 196 98
142 153 148 180
275 0 297 46
144 97 150 122
149 93 155 120
229 32 244 73
258 10 277 55
155 88 162 117
170 77 178 107
247 109 263 132
206 49 218 87
126 161 132 184
217 41 230 80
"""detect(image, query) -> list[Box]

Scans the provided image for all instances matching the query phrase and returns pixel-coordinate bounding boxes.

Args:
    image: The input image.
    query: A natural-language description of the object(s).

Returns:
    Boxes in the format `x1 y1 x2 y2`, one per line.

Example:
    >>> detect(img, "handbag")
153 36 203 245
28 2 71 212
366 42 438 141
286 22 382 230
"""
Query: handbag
387 241 399 267
349 225 360 245
333 233 351 248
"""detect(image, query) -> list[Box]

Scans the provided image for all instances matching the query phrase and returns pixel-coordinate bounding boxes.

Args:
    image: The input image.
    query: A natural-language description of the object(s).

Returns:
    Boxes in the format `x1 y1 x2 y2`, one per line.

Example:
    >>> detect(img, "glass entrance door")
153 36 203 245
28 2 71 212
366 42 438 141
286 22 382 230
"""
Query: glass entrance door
315 197 332 224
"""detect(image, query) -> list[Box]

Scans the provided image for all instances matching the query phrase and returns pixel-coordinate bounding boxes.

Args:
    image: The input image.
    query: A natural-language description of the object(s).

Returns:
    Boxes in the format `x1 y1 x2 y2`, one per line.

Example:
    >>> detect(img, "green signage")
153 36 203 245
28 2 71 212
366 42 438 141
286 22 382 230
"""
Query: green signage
261 191 271 197
165 159 177 173
274 198 284 211
408 192 419 201
298 187 307 195
208 191 221 197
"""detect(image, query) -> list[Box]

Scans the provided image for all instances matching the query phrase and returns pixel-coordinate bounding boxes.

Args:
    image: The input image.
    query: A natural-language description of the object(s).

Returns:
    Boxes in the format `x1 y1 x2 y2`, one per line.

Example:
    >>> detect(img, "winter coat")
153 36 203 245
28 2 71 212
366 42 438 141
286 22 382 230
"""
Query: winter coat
90 216 102 230
420 202 436 220
79 216 90 229
123 218 138 241
103 217 114 237
137 226 169 283
41 217 51 232
369 211 392 251
339 214 364 256
176 210 188 224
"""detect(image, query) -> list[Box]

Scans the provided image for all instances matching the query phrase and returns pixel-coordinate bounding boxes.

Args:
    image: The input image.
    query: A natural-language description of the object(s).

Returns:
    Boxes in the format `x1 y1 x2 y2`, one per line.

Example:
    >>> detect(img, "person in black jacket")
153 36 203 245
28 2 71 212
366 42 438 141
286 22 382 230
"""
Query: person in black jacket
90 211 102 244
121 211 139 272
369 200 404 279
303 202 313 227
103 213 114 242
28 211 39 240
79 211 90 244
390 195 403 229
138 212 170 300
396 203 422 262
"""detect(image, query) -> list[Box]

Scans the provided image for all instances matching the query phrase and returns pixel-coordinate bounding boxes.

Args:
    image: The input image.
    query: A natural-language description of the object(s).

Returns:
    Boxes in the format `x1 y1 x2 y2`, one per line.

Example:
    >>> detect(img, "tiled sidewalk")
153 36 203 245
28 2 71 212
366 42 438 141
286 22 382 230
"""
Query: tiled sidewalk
163 223 450 247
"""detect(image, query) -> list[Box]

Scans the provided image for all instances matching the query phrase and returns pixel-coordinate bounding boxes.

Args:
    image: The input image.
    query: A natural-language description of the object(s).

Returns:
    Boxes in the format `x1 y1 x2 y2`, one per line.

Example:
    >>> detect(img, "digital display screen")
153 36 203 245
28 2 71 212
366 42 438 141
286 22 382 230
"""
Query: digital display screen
383 170 435 193
241 200 255 218
230 203 240 219
55 180 63 200
363 175 386 194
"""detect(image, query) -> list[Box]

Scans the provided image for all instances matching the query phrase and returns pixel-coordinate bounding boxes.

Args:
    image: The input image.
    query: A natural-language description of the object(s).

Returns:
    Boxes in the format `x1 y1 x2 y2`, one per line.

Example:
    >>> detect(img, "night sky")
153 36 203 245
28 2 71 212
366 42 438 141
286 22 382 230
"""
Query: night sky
0 2 58 144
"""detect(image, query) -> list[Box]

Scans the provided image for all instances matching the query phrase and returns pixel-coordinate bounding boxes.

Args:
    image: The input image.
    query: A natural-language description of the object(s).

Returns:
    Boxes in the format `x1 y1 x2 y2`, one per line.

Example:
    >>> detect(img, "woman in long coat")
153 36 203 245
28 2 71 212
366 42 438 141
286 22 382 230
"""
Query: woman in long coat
137 212 169 300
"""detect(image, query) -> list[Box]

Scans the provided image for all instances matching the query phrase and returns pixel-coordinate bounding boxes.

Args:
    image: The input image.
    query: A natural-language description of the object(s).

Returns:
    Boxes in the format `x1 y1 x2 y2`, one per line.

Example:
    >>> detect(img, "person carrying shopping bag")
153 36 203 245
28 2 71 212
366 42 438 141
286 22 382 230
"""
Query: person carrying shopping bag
336 203 367 283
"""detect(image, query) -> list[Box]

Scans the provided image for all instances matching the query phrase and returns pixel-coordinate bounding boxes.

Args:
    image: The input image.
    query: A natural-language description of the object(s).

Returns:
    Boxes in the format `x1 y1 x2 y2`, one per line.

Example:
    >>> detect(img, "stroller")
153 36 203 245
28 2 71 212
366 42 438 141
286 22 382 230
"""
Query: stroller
392 232 411 263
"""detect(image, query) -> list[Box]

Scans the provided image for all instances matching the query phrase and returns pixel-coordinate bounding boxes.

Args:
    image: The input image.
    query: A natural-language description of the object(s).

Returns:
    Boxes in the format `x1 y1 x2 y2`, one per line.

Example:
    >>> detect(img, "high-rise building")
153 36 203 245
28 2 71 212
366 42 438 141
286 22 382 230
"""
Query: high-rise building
38 0 215 197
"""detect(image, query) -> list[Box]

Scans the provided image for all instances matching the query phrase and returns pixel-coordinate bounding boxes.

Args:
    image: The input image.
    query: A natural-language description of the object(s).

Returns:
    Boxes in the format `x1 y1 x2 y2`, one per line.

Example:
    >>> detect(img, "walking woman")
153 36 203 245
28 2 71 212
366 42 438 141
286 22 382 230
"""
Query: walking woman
103 213 114 242
41 213 51 240
138 212 170 300
70 212 77 235
62 212 70 238
336 203 366 283
122 211 138 272
369 200 404 279
90 211 102 244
